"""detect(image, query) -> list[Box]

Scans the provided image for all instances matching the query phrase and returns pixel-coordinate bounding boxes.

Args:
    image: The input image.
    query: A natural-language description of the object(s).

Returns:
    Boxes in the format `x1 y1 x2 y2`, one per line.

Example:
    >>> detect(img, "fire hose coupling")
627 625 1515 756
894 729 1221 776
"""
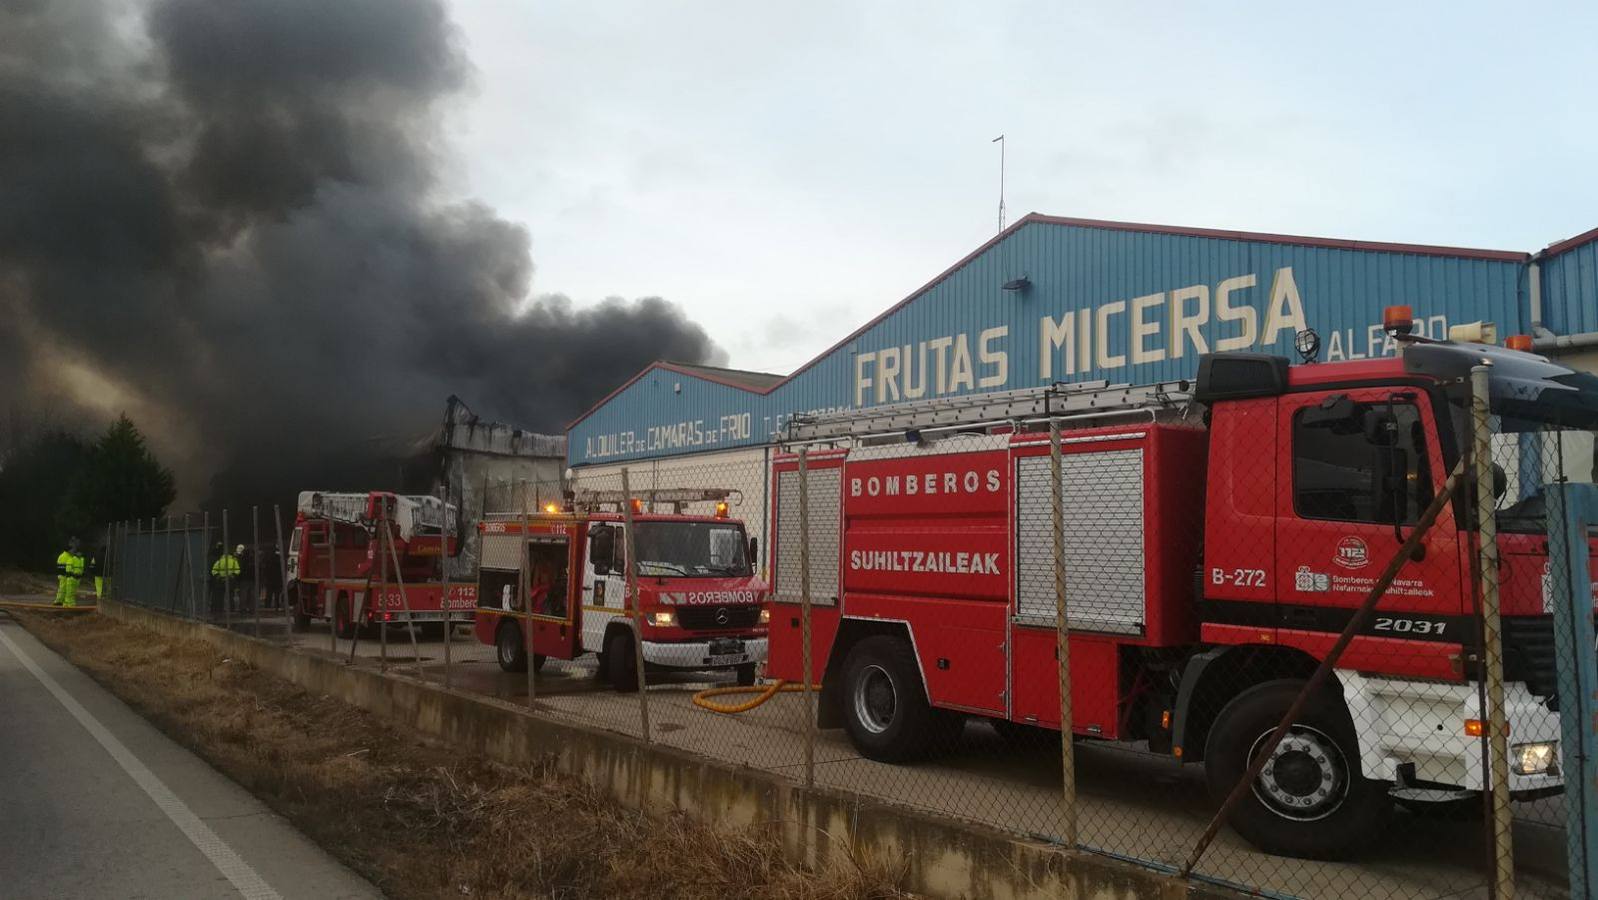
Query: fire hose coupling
1511 741 1559 777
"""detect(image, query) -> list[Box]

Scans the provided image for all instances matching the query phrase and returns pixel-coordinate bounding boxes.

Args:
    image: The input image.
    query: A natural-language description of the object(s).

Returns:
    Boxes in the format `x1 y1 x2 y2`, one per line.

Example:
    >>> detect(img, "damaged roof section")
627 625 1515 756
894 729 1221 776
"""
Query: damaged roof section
440 396 566 459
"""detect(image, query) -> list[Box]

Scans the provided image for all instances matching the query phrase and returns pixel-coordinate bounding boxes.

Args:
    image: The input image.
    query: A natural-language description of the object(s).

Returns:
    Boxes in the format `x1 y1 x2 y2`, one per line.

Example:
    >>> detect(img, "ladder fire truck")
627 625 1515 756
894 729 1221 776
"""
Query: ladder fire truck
766 312 1598 859
286 491 473 637
473 488 769 691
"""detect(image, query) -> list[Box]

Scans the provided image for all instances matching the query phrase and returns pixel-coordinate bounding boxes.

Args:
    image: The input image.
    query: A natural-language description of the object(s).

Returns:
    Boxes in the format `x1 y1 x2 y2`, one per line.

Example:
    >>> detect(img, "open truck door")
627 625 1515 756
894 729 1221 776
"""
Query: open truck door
475 519 582 673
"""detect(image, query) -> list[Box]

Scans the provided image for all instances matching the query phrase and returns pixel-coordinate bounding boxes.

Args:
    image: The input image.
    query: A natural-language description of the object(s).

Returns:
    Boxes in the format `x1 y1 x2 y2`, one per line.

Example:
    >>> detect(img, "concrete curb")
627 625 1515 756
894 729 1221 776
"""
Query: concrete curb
94 598 1240 900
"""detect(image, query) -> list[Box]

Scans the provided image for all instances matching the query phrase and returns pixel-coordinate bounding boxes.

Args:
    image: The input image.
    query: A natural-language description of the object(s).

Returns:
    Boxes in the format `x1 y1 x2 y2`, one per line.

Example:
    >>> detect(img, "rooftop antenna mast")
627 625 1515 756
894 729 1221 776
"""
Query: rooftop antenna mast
992 134 1006 232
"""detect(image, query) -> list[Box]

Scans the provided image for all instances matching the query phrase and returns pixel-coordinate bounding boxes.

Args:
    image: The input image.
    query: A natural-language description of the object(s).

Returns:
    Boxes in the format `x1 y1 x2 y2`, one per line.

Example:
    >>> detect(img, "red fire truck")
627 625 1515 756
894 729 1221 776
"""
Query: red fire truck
767 316 1598 859
286 491 474 637
472 489 769 691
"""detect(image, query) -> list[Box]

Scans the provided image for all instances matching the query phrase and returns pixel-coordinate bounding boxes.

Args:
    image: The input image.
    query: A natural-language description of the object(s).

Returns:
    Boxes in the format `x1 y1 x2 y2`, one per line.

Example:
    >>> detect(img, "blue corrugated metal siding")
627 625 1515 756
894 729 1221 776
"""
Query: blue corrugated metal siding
1542 240 1598 335
570 220 1526 466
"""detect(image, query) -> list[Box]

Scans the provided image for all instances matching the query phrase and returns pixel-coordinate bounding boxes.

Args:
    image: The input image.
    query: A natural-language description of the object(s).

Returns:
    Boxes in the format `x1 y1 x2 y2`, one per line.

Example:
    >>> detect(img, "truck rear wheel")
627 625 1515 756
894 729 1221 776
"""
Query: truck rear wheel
496 622 527 672
334 595 358 640
605 630 639 693
1204 679 1389 860
840 635 958 762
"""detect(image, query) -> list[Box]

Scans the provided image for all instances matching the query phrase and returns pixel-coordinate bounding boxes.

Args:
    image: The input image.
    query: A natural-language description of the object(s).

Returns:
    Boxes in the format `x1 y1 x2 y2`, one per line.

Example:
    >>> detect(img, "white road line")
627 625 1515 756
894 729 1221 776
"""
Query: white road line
0 624 282 900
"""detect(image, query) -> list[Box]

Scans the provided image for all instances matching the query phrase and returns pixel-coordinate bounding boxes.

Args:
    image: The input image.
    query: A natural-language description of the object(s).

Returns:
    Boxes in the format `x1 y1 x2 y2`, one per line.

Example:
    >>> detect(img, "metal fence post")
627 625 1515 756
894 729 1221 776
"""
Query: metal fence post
1547 482 1598 896
620 468 651 742
1049 418 1078 847
222 509 232 631
201 511 210 618
798 448 816 788
380 500 426 683
182 513 195 617
148 516 158 606
160 516 173 611
439 492 453 689
273 505 290 641
1470 365 1515 899
520 481 535 705
252 506 261 637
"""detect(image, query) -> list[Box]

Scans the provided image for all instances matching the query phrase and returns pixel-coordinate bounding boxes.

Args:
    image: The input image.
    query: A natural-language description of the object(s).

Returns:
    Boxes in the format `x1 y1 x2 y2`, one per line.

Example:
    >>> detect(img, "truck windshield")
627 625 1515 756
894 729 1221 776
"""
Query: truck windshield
632 521 752 577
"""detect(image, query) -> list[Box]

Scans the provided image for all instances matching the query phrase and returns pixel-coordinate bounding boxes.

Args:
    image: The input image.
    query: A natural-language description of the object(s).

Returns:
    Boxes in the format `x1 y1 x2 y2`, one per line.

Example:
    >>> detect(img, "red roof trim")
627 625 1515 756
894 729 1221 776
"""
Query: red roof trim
567 212 1531 432
1541 225 1598 259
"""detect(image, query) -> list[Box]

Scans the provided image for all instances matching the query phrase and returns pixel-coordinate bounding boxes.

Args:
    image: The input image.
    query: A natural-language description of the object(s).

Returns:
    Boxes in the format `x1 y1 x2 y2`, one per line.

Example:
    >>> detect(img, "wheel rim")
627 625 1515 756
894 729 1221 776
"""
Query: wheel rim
499 629 516 665
852 664 897 734
1249 725 1350 822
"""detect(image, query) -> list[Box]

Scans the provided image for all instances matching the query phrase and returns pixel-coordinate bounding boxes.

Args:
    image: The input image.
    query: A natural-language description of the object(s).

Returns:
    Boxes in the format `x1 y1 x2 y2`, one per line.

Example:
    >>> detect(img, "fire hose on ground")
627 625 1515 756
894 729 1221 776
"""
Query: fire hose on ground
691 680 817 714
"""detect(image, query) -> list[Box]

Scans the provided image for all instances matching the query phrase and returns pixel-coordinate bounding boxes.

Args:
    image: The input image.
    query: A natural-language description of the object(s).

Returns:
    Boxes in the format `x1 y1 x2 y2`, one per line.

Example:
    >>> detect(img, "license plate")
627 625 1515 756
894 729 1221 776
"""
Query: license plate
708 653 744 667
709 638 745 656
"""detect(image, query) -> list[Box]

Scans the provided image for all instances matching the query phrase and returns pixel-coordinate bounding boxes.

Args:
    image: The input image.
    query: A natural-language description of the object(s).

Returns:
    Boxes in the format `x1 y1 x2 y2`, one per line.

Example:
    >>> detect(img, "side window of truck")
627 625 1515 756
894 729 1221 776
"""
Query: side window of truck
1293 399 1432 524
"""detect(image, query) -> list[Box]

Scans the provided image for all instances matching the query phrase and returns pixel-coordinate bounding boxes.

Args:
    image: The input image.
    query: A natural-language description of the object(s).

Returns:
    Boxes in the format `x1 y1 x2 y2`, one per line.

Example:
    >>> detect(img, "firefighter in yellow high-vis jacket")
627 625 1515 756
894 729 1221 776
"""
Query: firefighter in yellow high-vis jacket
55 537 85 607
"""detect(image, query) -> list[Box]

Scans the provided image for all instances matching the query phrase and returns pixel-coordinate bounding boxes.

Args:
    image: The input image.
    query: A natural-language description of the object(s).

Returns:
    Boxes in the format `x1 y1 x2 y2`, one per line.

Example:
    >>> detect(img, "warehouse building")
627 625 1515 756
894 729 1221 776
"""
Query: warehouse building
566 214 1598 544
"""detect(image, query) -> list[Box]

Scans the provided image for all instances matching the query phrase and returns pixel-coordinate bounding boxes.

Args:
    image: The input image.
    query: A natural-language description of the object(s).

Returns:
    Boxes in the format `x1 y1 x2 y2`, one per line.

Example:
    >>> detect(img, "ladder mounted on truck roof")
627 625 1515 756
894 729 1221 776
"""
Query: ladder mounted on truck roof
295 491 454 541
571 487 743 515
779 379 1194 445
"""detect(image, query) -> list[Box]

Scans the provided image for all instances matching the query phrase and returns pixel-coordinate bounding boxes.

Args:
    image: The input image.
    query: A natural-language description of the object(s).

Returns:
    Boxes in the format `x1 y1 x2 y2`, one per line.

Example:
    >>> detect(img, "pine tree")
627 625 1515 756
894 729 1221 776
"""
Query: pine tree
58 415 176 540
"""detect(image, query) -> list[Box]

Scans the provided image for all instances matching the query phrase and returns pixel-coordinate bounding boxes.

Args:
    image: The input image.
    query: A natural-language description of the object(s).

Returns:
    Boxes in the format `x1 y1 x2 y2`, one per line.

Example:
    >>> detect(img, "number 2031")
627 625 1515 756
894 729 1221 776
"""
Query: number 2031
1374 617 1447 636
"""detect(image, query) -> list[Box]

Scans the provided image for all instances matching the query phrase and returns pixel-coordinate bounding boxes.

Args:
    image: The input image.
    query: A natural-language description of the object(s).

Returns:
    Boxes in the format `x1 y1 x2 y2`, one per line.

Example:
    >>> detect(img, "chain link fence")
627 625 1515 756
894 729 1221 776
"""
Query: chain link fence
99 370 1598 900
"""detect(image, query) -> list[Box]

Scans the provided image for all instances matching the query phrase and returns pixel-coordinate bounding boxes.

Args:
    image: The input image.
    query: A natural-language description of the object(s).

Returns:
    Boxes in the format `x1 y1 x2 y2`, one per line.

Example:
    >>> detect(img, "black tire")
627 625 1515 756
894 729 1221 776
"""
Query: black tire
1203 679 1390 860
496 622 528 672
735 663 758 687
291 609 312 632
334 595 357 640
839 635 959 762
605 630 639 692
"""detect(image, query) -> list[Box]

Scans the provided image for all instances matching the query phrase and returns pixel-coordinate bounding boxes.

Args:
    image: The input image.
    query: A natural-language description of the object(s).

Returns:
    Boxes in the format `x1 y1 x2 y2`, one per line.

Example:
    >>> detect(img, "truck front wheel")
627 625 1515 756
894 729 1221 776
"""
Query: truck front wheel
840 635 958 762
1204 679 1389 860
605 630 639 693
496 622 527 672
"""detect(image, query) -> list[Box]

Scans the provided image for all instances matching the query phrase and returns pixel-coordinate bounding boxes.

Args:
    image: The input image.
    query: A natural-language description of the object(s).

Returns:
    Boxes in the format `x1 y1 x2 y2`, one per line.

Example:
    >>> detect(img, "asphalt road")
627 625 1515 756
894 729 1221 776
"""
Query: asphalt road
0 613 379 900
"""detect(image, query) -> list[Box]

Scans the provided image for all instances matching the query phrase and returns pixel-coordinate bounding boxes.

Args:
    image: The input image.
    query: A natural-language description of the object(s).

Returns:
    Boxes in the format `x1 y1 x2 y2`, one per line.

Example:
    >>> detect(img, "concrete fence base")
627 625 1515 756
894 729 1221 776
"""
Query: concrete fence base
95 598 1235 900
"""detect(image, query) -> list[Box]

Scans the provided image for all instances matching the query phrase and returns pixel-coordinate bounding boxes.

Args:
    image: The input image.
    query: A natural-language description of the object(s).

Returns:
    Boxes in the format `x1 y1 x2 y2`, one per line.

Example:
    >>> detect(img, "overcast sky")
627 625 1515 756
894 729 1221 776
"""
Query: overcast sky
444 1 1598 375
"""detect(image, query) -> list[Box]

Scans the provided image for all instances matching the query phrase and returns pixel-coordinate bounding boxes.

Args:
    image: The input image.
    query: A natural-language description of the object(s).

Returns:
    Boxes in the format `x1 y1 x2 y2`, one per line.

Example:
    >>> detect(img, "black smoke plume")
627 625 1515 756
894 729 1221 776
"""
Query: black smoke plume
0 0 723 509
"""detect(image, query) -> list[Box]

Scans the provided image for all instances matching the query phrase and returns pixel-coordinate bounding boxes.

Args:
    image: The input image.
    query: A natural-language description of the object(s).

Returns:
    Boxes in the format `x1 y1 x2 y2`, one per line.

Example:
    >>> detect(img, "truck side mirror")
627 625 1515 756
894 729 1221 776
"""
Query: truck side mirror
589 525 614 575
747 536 758 564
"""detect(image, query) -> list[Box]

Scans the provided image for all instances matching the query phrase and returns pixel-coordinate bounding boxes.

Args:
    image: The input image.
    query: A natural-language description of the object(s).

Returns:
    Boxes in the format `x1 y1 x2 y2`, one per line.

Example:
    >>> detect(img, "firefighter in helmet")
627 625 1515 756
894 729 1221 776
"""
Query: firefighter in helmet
55 537 86 607
210 543 241 615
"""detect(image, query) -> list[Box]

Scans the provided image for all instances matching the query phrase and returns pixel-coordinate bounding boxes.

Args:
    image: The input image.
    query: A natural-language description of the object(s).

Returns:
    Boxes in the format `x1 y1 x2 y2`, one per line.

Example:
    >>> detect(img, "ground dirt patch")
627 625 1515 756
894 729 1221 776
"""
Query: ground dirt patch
13 610 913 900
0 568 57 596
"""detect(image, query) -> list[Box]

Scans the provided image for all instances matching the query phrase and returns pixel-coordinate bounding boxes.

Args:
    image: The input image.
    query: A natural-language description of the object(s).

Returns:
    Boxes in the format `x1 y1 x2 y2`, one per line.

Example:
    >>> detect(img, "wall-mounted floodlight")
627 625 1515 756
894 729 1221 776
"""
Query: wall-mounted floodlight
1001 276 1031 292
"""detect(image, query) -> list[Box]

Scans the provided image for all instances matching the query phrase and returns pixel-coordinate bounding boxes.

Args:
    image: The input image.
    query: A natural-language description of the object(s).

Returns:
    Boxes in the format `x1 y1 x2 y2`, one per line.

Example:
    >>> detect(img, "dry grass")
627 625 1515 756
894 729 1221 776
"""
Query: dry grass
14 611 913 900
0 567 57 596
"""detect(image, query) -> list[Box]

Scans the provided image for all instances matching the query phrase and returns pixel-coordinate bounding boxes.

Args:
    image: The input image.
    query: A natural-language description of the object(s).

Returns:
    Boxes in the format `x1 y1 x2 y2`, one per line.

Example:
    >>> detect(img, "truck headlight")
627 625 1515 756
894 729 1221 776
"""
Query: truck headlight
759 608 770 624
1511 741 1558 776
649 611 674 627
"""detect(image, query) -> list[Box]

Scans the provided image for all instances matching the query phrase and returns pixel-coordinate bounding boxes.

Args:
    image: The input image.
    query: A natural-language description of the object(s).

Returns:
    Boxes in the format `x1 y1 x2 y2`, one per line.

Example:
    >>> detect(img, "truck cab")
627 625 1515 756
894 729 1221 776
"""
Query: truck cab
474 501 770 691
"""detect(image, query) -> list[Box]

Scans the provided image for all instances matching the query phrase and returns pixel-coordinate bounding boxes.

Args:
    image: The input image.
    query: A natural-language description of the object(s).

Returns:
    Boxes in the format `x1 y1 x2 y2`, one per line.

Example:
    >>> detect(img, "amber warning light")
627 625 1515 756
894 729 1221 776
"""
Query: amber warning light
1506 334 1535 352
715 501 729 518
1382 305 1415 336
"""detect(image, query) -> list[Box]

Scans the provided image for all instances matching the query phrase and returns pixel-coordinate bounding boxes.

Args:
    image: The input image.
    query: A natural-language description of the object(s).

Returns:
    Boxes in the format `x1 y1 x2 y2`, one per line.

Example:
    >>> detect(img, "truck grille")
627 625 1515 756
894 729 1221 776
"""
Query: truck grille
676 605 761 630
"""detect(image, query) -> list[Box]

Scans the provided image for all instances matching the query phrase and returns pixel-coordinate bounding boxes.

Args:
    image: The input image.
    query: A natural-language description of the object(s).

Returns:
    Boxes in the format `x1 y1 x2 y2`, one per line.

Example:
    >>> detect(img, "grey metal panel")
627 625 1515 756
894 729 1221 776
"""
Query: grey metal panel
479 533 523 571
1015 449 1146 634
773 467 840 606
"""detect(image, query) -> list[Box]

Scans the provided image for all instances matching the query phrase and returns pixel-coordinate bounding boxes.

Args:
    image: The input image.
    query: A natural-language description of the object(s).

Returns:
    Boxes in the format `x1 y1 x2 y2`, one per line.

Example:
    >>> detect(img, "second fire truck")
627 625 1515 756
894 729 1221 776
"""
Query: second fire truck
766 313 1598 859
473 489 770 690
287 490 474 637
